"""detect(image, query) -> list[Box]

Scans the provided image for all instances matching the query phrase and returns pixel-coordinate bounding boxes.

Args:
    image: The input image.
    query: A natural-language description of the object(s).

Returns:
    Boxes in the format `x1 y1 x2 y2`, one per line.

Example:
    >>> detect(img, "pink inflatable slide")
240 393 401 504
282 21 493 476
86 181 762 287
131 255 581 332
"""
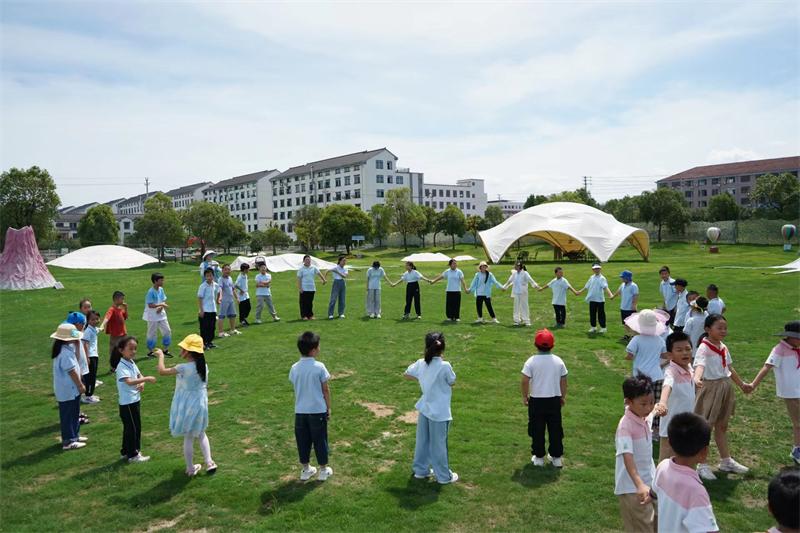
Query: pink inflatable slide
0 226 58 290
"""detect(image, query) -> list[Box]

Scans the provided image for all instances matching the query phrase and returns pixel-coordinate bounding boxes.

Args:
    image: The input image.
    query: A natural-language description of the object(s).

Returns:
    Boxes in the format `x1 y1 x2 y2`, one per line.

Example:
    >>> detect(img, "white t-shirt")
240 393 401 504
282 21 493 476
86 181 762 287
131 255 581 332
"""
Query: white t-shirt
674 292 690 327
694 340 732 380
255 272 272 297
330 265 348 281
297 266 320 292
653 458 719 533
235 273 250 302
683 312 707 354
660 362 696 438
614 409 655 495
367 267 385 290
402 270 422 283
548 277 573 306
707 297 725 316
521 353 568 398
507 270 537 295
405 357 456 422
626 334 667 382
442 269 464 292
765 340 800 398
583 274 608 303
660 278 678 310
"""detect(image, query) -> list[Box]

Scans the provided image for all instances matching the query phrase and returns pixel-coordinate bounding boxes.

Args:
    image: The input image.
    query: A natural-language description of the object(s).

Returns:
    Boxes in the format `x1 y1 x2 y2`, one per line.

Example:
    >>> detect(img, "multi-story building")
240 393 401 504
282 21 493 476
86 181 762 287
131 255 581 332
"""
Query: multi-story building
202 170 279 233
422 178 487 217
117 193 157 216
165 182 213 210
104 198 126 215
54 202 136 244
657 156 799 209
270 148 412 235
487 198 524 218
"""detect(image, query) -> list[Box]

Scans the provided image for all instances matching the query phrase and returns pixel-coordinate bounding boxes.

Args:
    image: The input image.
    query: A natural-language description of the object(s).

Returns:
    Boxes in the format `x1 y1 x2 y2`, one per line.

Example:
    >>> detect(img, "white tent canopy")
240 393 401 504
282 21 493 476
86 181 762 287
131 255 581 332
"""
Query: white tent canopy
48 245 160 269
453 255 477 262
229 253 339 273
478 202 650 263
401 252 451 262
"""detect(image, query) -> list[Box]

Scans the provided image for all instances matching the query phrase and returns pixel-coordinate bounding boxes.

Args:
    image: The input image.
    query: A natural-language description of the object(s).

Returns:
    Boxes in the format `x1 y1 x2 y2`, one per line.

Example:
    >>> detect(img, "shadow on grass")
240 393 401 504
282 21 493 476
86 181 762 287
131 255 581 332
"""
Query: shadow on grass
2 445 62 470
125 469 191 507
72 459 126 480
385 476 442 510
259 480 321 515
510 463 561 488
17 423 61 440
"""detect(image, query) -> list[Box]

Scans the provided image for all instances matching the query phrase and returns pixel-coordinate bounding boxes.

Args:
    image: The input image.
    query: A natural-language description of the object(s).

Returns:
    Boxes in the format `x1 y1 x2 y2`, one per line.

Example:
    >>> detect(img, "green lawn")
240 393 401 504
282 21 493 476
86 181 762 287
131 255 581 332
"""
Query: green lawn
1 242 797 532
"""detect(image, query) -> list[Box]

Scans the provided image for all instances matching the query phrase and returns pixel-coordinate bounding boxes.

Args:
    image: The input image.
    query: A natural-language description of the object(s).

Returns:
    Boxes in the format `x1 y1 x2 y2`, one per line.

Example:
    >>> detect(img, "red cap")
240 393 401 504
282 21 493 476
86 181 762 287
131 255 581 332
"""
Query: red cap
534 328 555 350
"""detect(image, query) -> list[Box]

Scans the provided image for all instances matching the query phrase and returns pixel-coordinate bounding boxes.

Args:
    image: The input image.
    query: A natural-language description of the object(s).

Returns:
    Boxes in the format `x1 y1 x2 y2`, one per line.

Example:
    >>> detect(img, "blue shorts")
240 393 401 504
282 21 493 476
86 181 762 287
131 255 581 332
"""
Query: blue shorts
218 300 237 318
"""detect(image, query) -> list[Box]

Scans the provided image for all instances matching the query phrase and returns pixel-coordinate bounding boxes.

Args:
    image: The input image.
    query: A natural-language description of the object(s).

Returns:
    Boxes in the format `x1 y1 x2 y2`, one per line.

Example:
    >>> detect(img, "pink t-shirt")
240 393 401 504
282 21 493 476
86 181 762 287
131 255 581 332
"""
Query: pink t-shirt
660 361 695 438
614 409 655 495
653 458 719 533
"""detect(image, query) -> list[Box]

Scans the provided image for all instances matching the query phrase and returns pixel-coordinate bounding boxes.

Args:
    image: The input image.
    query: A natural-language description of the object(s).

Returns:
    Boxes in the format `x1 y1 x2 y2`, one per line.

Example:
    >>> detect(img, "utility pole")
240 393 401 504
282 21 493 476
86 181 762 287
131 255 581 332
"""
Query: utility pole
145 177 150 195
582 175 591 192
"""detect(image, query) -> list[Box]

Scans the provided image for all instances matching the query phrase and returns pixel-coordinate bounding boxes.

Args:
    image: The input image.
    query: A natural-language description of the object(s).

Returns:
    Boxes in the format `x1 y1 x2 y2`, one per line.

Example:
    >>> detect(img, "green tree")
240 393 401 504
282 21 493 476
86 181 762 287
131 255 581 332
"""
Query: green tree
218 216 248 254
545 188 598 206
439 204 466 249
465 215 488 247
707 193 741 221
602 196 640 223
133 192 184 260
484 205 505 227
319 204 372 254
749 172 800 219
77 204 118 246
523 194 548 209
293 205 323 251
417 205 438 248
182 201 230 257
262 225 292 255
432 211 445 248
637 188 690 242
385 188 425 251
370 204 392 247
249 229 267 254
0 166 61 245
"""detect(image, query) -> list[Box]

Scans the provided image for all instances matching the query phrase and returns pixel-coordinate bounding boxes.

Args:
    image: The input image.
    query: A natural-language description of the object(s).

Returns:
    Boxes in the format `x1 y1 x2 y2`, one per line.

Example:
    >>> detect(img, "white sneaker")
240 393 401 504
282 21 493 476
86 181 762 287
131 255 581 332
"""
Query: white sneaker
697 464 717 480
128 453 150 463
416 315 422 320
77 436 89 442
186 464 202 477
474 318 484 324
62 442 86 450
414 468 434 479
369 314 375 319
300 465 318 480
492 318 500 324
524 323 531 327
599 327 607 333
438 472 459 484
532 456 545 466
339 314 345 319
91 395 101 402
718 458 749 474
551 456 563 468
231 329 242 335
80 396 97 404
219 332 230 338
328 315 335 320
376 314 381 319
255 319 263 324
273 316 280 322
588 327 597 333
318 466 333 481
95 380 104 386
455 318 460 322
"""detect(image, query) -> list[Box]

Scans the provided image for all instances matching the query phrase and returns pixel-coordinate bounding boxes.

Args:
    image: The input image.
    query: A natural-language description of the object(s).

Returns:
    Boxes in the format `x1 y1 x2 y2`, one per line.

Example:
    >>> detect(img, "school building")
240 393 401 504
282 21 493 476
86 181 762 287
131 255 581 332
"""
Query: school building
487 198 524 218
421 179 488 217
201 170 280 233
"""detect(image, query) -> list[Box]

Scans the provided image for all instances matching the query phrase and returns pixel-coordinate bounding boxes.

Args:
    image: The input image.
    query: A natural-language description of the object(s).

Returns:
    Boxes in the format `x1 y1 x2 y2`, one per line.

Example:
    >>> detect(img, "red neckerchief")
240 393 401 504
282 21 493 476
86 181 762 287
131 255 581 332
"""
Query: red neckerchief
701 339 728 368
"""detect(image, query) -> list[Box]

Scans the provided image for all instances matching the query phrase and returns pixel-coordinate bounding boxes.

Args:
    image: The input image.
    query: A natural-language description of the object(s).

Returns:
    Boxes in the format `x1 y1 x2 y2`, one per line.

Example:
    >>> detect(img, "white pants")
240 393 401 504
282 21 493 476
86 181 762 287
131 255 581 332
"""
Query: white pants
512 293 530 325
146 319 171 351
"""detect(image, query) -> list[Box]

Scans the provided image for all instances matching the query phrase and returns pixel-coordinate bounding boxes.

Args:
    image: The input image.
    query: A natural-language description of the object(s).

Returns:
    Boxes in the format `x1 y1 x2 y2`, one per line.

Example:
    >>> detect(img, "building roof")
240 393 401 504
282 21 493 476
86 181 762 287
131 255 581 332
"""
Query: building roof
104 197 127 206
206 170 277 191
60 202 99 214
658 156 800 182
165 181 212 197
275 148 397 179
118 192 157 205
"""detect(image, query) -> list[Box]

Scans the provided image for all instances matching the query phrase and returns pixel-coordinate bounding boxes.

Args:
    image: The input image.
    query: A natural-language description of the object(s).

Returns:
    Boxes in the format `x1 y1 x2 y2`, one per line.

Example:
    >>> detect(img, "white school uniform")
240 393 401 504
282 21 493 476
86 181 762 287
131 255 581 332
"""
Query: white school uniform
660 278 678 311
441 269 464 292
547 277 573 306
402 270 422 283
653 458 718 533
235 273 250 302
674 292 690 327
520 353 568 398
405 357 456 422
683 311 707 354
765 340 800 398
694 340 732 380
583 274 608 303
614 409 655 495
626 334 667 382
506 270 538 325
707 297 725 316
659 361 695 438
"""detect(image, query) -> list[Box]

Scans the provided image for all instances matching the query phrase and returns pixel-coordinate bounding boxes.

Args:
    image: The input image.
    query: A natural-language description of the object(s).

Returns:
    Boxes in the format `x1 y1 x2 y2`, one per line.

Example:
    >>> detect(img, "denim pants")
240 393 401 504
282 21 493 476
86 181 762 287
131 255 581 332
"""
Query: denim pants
328 279 346 317
58 395 81 445
413 413 454 483
366 289 381 315
294 413 329 465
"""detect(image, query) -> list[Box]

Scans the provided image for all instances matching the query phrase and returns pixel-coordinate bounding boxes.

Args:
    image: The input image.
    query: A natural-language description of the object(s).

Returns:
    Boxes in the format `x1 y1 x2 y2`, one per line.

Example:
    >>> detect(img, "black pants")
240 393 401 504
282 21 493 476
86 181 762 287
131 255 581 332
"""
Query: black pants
553 304 566 326
83 358 98 396
404 282 421 316
476 296 495 318
528 397 564 458
667 308 676 326
299 291 315 319
199 312 217 346
239 299 251 322
589 301 606 328
119 401 142 459
294 413 329 465
445 291 461 319
620 309 635 325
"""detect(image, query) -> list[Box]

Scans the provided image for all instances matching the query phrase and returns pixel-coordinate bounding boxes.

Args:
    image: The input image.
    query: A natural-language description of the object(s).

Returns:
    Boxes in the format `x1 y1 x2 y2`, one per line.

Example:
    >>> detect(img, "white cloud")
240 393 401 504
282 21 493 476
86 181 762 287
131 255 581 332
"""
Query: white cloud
705 148 763 165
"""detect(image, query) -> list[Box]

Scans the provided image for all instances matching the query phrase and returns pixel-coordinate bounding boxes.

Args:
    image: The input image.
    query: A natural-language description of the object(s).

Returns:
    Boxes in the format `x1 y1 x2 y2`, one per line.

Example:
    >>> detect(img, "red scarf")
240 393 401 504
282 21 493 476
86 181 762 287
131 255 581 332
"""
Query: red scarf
793 347 800 369
701 339 728 368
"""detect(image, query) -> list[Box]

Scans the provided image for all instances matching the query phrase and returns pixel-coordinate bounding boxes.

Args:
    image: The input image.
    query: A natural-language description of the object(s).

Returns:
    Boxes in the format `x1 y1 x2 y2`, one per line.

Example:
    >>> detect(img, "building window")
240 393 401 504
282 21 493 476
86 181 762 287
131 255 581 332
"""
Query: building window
425 201 430 206
376 189 384 198
344 166 350 172
387 161 393 170
396 176 404 185
354 175 360 184
280 212 285 220
123 221 131 230
699 190 708 197
711 188 719 195
740 175 750 182
280 200 285 207
335 177 341 187
671 182 680 188
376 175 384 183
344 190 351 199
376 160 384 169
699 201 707 207
335 168 340 174
335 192 342 201
287 199 292 207
467 202 471 209
325 180 330 188
354 190 361 199
711 178 720 185
460 202 464 209
740 186 750 194
353 164 360 170
344 176 350 186
740 197 750 205
725 176 736 184
387 175 393 184
318 194 324 203
446 190 451 197
287 211 292 219
685 191 693 198
726 187 736 195
439 189 444 196
439 201 444 209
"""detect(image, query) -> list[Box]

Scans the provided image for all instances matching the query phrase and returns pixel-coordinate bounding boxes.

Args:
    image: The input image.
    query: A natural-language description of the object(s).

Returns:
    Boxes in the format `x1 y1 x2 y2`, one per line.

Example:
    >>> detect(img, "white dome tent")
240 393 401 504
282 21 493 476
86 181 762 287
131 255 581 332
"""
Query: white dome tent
478 202 650 263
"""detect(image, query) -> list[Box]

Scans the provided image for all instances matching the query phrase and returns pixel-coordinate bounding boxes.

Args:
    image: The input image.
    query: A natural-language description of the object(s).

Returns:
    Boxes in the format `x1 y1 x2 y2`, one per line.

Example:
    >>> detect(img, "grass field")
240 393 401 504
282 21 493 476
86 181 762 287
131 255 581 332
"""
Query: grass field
1 242 798 532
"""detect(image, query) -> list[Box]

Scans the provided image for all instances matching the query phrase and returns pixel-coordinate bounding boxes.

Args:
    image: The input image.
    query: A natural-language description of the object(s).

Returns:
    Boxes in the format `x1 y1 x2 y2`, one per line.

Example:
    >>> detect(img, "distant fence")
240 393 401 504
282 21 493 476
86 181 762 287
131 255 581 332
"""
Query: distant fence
629 219 799 245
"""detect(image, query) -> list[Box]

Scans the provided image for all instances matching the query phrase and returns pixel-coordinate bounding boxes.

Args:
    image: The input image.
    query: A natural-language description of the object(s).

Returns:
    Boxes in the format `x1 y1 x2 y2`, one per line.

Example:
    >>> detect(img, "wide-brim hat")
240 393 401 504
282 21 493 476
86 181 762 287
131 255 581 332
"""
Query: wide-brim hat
51 323 83 341
478 261 488 270
625 310 667 336
203 250 217 260
774 321 800 339
591 263 602 269
178 334 205 354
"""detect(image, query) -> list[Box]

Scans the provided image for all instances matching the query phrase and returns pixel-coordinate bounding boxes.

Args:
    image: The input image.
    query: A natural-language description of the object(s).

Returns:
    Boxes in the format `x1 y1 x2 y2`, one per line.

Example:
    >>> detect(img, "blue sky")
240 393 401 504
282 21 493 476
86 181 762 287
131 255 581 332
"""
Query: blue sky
1 1 798 207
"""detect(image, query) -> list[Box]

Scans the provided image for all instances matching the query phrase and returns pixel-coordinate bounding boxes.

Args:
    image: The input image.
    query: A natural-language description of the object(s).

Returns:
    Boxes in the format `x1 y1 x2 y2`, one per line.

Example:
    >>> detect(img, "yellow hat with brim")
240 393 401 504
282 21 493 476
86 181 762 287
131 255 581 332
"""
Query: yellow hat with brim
51 323 83 341
178 334 205 354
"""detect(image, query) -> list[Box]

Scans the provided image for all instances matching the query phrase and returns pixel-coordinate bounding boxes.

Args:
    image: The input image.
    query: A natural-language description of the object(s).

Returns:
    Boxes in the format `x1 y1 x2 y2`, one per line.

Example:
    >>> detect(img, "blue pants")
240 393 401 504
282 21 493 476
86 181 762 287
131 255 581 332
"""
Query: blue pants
413 413 453 483
328 279 346 317
294 413 329 465
58 395 81 445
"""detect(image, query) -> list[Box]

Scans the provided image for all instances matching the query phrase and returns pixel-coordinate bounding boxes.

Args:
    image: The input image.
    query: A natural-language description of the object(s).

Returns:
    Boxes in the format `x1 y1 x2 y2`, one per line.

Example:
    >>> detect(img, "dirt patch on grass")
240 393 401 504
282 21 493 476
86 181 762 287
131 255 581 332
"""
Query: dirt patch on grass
236 418 255 426
208 399 224 406
244 447 260 455
357 401 395 418
396 410 418 424
377 459 396 473
593 350 612 367
145 512 187 532
331 369 355 380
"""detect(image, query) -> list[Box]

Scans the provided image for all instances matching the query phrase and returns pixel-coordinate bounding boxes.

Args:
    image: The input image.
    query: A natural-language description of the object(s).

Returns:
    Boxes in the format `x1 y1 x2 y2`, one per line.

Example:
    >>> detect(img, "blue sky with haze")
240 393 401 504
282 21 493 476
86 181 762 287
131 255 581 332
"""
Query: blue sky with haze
1 1 797 207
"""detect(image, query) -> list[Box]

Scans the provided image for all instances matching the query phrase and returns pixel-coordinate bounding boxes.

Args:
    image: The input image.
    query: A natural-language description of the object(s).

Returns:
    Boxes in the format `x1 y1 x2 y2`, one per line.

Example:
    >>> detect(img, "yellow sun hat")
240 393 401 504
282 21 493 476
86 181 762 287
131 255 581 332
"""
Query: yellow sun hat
178 334 205 354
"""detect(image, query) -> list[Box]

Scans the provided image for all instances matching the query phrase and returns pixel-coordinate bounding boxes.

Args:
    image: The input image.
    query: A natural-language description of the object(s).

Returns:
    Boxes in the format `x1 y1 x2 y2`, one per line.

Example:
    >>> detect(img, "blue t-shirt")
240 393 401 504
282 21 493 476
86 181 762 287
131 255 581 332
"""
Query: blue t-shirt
255 273 272 297
143 286 168 322
618 281 639 311
626 334 667 382
235 273 249 301
53 343 80 402
405 357 457 422
116 358 142 405
289 357 330 414
83 325 99 358
442 268 464 292
219 276 235 303
367 267 385 290
197 281 220 313
469 272 503 297
660 279 678 310
402 270 422 283
583 274 609 303
297 266 320 292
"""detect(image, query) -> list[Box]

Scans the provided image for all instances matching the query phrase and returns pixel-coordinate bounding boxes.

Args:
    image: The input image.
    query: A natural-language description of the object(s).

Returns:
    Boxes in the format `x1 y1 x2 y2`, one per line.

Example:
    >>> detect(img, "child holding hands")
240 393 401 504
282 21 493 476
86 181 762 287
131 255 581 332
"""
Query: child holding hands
653 331 696 462
114 336 156 463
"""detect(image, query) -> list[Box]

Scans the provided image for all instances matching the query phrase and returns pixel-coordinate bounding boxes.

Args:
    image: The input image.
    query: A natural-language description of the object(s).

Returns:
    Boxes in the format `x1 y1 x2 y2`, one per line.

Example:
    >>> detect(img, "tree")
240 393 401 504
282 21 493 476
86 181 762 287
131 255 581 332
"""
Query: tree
218 216 248 254
707 193 741 221
439 204 466 249
749 173 800 219
262 225 292 255
133 192 184 260
370 204 392 247
182 201 230 257
484 205 505 227
249 230 266 254
545 188 598 206
523 194 548 209
385 188 425 251
637 188 690 242
77 204 118 246
432 211 444 248
602 196 640 223
319 204 372 254
293 205 323 251
417 205 438 248
0 166 61 246
465 215 488 247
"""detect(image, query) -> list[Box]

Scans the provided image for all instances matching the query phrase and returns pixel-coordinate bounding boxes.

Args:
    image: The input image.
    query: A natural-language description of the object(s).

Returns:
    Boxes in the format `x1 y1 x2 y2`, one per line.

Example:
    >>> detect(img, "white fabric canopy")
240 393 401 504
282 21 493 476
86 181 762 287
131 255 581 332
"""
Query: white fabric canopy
48 245 159 269
230 253 339 273
401 252 452 262
453 255 477 261
478 202 650 263
771 257 800 274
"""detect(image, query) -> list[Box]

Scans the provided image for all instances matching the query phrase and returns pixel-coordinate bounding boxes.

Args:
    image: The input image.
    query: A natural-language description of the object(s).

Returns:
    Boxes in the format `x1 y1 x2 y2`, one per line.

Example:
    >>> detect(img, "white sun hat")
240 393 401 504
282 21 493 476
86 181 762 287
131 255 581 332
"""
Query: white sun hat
624 309 667 336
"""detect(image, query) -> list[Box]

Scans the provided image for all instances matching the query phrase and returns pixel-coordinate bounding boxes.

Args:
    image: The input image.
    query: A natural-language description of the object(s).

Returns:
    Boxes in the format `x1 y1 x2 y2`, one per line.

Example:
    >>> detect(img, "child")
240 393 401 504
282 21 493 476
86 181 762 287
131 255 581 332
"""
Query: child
467 261 506 324
659 266 678 325
706 284 726 316
255 261 280 323
614 374 657 533
101 291 128 372
503 261 540 327
575 263 613 333
653 412 719 533
520 328 568 467
197 268 221 350
672 280 689 333
538 266 579 328
429 259 467 322
297 255 327 320
114 335 156 463
390 262 431 320
217 264 240 337
625 310 668 438
199 250 221 281
235 263 251 326
748 321 800 464
612 270 639 341
156 335 217 477
365 260 389 319
766 468 800 533
683 297 708 356
404 332 458 484
65 311 92 409
51 323 87 450
327 255 349 319
693 314 752 480
143 272 172 358
82 310 101 403
654 331 695 462
289 331 332 481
